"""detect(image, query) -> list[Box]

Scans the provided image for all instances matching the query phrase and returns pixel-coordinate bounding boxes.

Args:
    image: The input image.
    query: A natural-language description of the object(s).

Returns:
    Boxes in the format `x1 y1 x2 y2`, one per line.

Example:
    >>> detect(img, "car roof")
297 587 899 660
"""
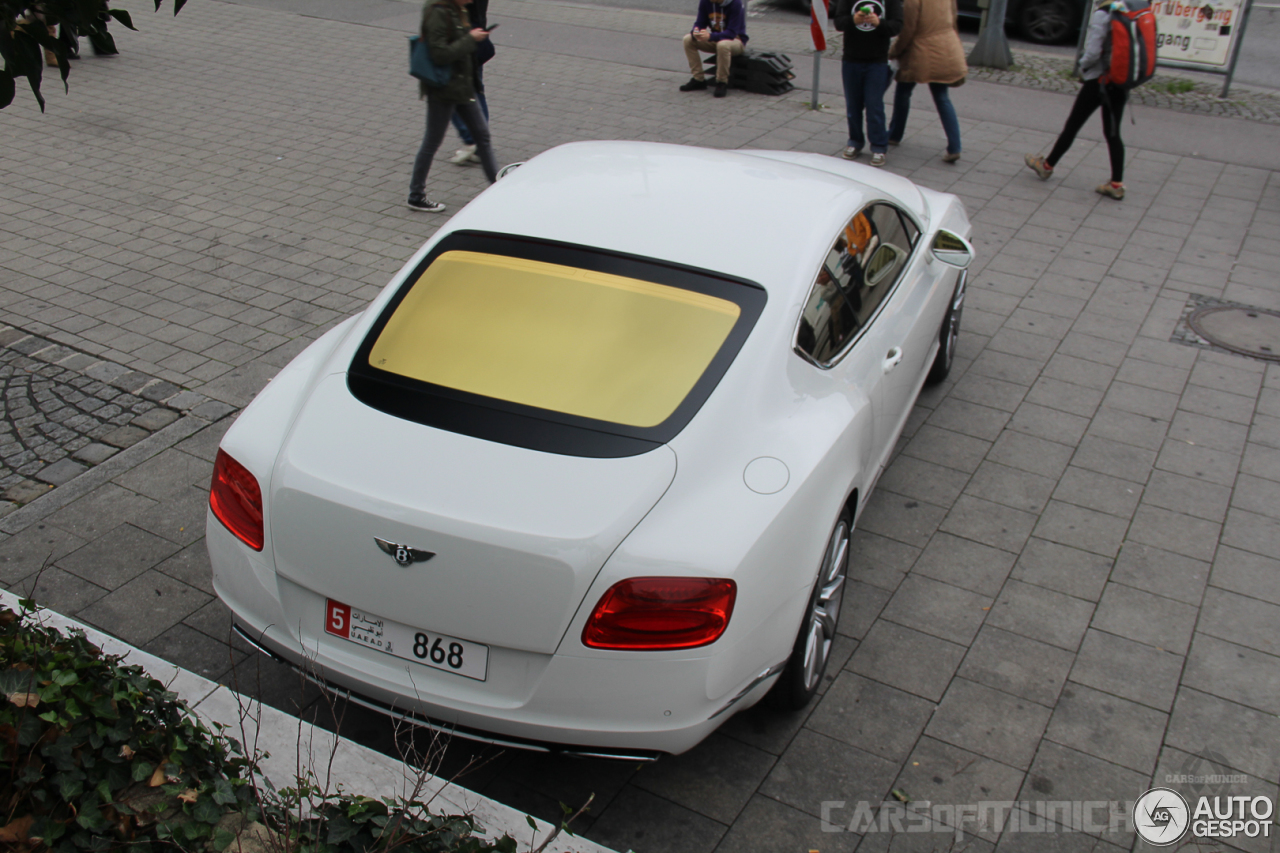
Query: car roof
438 141 920 295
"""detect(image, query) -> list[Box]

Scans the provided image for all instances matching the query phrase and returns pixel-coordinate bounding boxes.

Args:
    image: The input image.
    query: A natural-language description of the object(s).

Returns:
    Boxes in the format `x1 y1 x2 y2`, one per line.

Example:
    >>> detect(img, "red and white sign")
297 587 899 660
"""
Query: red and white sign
1150 0 1246 68
811 0 830 51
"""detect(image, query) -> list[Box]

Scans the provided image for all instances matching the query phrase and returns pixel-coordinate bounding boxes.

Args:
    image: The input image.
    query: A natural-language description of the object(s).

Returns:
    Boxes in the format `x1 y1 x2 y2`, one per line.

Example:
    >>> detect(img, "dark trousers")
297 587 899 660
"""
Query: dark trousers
451 65 488 146
1046 79 1128 183
841 60 893 154
409 99 498 203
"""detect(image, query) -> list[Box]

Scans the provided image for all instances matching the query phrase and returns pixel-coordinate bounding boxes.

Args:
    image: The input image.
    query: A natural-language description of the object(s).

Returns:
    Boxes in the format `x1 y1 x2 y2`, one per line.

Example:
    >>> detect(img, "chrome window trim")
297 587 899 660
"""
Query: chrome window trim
792 200 925 370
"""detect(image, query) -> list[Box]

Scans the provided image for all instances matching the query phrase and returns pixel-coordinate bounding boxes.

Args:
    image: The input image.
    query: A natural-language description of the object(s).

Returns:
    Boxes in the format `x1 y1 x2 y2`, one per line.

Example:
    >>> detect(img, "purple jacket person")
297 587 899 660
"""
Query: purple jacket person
679 0 749 98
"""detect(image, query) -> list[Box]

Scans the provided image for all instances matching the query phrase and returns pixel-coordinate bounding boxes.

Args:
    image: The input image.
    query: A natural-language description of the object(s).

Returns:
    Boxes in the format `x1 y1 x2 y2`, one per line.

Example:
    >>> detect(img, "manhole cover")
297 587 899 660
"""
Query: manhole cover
1187 306 1280 362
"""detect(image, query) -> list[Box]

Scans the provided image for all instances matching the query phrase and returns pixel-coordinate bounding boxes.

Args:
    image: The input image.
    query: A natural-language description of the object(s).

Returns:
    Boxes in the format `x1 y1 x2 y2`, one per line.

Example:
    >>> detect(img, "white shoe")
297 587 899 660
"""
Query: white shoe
448 145 478 165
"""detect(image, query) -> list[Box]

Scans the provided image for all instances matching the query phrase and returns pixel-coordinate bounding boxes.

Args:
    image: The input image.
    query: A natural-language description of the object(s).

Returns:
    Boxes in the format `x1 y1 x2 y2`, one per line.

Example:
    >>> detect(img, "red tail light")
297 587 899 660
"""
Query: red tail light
582 577 736 650
210 449 264 551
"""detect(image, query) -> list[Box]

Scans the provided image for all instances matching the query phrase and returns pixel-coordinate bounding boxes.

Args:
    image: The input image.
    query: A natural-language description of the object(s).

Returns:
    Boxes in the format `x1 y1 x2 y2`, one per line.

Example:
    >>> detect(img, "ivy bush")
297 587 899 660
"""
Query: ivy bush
0 601 520 852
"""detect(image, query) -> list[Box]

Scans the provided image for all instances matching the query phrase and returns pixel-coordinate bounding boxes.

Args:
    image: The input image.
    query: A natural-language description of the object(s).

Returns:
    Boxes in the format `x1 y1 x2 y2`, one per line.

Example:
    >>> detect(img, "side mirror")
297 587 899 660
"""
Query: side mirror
930 230 974 270
865 243 905 287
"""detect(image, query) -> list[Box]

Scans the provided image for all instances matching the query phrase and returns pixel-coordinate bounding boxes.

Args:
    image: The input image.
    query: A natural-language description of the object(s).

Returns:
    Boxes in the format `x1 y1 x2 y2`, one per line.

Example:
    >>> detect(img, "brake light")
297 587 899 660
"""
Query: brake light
582 577 736 650
210 449 264 551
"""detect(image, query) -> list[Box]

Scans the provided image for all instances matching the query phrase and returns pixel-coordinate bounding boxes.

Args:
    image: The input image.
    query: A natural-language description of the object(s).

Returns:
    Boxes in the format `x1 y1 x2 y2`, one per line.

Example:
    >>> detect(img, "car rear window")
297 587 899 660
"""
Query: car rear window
367 250 741 429
348 232 766 457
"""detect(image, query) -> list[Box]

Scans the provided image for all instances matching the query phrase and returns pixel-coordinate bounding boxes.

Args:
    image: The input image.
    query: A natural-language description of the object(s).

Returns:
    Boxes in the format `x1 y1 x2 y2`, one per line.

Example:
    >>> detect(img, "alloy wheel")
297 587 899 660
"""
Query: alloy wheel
801 517 850 693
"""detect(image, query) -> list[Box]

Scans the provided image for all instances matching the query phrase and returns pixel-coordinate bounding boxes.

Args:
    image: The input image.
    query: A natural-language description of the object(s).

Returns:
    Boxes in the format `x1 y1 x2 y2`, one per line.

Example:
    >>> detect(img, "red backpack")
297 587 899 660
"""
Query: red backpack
1100 3 1158 90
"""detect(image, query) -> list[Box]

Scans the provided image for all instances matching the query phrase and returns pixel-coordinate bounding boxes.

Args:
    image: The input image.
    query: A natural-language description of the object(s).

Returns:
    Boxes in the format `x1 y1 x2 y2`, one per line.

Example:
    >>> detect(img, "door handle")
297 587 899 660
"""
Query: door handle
882 347 903 373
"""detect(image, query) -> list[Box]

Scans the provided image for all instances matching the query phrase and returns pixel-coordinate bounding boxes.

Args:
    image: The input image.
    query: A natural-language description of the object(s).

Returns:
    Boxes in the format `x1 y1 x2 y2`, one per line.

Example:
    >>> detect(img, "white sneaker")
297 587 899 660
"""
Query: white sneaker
448 144 477 165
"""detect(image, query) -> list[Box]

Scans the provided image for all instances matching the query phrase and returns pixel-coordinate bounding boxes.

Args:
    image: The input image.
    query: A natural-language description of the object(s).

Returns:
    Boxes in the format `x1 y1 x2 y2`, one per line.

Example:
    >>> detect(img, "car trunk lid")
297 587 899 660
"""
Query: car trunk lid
269 375 677 655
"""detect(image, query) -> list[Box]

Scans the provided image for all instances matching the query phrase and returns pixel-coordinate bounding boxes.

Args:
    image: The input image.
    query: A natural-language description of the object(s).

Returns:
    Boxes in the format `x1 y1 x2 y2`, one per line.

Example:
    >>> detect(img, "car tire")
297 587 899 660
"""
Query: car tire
1016 0 1077 44
771 507 851 710
926 270 966 386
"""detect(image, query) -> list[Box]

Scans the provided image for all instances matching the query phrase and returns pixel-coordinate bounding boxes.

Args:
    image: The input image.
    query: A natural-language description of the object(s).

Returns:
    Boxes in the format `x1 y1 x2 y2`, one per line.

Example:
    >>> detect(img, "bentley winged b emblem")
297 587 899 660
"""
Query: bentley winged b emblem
374 537 436 567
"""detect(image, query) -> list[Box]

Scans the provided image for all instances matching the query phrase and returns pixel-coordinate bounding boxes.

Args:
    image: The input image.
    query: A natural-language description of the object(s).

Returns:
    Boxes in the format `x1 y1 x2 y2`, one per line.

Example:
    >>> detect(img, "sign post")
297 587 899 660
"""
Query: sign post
969 0 1014 69
1147 0 1257 97
811 0 830 109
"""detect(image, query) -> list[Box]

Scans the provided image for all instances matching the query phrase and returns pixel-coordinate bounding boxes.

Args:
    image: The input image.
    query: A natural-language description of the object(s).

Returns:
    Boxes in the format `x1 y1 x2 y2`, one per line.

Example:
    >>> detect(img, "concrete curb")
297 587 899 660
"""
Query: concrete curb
0 589 619 853
0 414 212 537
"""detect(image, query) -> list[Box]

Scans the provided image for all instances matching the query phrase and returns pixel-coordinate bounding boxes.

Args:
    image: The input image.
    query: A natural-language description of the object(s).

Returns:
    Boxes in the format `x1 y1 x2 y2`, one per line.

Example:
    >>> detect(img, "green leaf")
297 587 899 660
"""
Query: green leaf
15 713 43 746
325 815 361 845
57 772 85 801
526 815 537 830
192 795 223 825
212 777 238 805
52 670 79 687
75 793 107 831
212 826 238 851
107 8 138 30
132 761 154 782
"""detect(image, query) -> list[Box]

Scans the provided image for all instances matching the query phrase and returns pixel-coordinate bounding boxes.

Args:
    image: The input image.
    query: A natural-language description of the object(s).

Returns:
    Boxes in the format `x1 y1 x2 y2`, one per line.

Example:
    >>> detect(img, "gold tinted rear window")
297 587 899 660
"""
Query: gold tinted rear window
366 251 742 428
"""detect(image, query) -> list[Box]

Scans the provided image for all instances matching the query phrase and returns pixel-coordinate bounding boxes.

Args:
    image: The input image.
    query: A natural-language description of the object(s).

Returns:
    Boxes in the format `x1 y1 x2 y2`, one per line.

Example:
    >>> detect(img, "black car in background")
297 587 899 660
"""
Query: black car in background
958 0 1085 44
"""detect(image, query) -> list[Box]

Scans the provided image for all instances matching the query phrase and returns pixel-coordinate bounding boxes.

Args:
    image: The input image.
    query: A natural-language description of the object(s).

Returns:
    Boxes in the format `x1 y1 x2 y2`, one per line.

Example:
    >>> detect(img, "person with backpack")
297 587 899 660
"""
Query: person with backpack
1024 0 1155 200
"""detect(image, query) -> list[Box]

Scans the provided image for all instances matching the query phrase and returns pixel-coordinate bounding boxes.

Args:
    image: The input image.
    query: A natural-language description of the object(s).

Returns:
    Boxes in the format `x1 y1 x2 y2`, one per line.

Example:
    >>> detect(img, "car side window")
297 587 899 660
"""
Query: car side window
796 203 919 365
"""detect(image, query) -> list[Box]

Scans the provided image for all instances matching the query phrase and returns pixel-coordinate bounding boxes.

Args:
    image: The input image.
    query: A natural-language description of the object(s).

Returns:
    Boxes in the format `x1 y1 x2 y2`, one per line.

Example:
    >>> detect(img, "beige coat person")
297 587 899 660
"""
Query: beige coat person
888 0 967 85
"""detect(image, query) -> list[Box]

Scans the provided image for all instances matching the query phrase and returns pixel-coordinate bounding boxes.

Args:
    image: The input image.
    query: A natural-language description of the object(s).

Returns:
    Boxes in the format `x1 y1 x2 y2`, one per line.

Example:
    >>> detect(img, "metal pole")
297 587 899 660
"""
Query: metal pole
1220 0 1255 98
968 0 1013 69
812 50 821 109
1074 0 1093 64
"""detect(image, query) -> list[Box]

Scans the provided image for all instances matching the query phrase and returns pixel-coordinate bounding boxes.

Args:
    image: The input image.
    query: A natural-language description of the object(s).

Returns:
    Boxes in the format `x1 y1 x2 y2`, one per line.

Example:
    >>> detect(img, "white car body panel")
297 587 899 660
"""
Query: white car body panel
270 374 677 654
208 141 972 755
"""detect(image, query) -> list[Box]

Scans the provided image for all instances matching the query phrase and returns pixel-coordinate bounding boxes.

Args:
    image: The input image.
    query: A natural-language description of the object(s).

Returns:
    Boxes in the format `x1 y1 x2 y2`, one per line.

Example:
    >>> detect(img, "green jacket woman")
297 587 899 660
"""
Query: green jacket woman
407 0 498 212
421 0 480 103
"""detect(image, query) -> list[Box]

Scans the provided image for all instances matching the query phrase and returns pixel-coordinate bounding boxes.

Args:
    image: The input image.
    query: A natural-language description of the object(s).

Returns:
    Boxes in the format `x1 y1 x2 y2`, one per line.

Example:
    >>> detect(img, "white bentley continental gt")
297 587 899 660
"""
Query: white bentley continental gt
207 141 973 758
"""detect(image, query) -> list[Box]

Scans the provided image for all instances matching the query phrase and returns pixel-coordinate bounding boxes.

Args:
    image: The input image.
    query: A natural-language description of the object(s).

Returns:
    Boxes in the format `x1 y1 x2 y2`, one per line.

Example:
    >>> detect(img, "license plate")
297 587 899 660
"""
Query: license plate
324 599 488 681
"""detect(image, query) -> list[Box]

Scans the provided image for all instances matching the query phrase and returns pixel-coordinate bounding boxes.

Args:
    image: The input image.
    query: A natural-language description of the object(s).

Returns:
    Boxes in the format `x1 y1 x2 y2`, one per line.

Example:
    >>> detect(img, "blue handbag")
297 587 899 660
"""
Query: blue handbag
408 36 452 87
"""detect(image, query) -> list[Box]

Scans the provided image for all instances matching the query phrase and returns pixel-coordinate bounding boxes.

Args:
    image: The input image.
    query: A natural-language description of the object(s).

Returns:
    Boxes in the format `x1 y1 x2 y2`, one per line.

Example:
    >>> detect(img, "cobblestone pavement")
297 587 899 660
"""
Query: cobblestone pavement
2 1 1280 852
966 51 1280 124
0 327 231 513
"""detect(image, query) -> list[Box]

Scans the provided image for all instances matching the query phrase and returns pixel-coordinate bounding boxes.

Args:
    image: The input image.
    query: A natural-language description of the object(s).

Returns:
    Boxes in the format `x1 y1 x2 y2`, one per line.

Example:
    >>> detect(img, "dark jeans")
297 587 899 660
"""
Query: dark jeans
888 81 961 155
409 99 498 203
1047 79 1128 183
841 60 893 153
451 65 488 146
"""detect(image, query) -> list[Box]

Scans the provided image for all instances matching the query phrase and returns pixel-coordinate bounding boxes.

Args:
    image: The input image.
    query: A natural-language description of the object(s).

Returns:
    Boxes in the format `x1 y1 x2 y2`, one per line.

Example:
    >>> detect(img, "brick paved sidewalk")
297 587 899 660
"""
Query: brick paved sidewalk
1 1 1278 852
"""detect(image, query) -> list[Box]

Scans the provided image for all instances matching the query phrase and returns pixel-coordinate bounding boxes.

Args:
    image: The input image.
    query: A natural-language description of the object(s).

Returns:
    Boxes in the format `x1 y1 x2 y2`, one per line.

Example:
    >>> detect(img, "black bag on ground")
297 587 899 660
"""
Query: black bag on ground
704 49 795 95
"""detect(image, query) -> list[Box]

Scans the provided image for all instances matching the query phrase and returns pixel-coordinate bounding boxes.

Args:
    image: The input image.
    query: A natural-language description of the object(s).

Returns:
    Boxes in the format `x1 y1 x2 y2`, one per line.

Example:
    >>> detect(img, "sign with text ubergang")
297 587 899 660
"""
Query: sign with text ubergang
1150 0 1246 68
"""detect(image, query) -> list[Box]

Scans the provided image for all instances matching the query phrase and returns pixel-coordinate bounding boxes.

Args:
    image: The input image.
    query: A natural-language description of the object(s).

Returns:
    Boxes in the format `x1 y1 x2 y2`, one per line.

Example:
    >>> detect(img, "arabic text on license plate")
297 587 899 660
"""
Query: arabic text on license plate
324 599 488 681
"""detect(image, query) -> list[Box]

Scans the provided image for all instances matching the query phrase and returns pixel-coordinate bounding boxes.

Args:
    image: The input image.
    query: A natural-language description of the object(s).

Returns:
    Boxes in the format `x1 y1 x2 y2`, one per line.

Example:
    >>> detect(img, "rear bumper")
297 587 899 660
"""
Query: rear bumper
232 622 664 761
210 517 778 756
